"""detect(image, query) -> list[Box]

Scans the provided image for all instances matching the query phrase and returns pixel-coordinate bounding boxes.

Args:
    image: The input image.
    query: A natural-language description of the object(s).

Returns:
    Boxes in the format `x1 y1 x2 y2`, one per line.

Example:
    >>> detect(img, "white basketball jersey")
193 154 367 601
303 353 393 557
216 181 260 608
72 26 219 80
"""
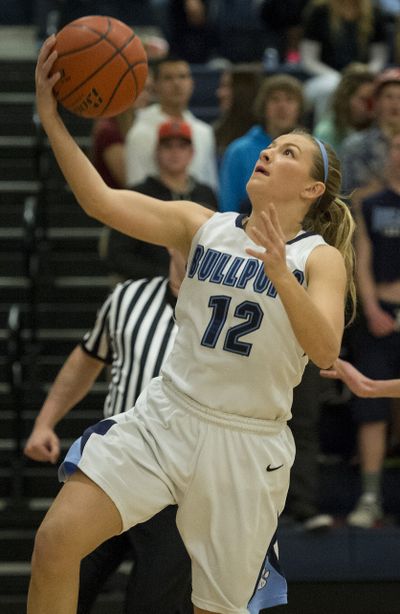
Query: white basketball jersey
162 212 327 421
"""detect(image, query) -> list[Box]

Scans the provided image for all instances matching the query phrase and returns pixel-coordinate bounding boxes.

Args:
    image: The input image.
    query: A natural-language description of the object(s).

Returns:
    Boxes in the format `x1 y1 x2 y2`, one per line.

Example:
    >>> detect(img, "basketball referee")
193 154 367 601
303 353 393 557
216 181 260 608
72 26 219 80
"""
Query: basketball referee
24 251 192 614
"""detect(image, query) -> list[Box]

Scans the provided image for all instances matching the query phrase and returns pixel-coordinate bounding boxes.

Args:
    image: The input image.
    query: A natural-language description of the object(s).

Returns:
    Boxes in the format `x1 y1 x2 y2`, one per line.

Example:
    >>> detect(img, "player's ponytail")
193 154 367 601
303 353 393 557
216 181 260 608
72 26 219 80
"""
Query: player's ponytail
295 130 357 324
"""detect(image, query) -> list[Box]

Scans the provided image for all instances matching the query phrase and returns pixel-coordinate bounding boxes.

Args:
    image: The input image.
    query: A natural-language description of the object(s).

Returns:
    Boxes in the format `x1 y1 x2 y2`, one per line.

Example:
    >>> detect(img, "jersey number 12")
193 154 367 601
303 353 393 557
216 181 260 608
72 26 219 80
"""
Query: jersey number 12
201 295 264 356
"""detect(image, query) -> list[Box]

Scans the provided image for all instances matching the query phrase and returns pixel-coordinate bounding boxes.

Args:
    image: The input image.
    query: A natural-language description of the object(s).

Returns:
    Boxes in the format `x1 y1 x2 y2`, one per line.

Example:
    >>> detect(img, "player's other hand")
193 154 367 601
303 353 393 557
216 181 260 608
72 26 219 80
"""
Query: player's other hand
24 425 60 464
245 204 287 281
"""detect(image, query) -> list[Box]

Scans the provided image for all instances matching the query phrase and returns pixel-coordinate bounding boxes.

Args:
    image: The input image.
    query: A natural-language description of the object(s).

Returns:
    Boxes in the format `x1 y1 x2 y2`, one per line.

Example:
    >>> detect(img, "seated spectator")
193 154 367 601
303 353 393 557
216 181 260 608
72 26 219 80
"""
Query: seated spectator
213 64 262 163
313 63 375 158
345 129 400 528
260 0 309 63
376 1 400 63
166 0 217 63
218 74 304 213
341 67 400 198
105 119 217 281
91 66 155 190
125 55 218 191
210 0 268 62
214 65 233 117
300 0 388 124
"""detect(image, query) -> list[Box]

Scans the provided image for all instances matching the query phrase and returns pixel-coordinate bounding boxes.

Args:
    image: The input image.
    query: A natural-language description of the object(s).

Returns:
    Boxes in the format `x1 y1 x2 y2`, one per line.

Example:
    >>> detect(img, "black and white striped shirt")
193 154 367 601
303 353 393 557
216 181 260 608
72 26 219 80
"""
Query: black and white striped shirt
81 276 177 417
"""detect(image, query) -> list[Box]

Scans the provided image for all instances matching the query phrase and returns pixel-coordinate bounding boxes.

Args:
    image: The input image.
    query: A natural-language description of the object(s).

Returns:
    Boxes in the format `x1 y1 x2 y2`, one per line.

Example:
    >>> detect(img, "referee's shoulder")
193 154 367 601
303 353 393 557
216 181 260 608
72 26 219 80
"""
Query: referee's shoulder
113 275 167 296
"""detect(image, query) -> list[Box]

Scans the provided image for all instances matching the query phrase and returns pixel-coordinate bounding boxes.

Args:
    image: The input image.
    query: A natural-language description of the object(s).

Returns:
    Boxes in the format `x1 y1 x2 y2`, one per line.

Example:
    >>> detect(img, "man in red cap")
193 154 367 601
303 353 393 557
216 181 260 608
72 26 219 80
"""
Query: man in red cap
125 56 218 191
105 119 217 281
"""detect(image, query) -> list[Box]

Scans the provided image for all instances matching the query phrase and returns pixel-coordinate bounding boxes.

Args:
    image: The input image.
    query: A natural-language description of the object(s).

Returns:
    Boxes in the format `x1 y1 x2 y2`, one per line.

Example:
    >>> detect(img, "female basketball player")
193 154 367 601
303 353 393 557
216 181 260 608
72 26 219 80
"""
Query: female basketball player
28 37 356 614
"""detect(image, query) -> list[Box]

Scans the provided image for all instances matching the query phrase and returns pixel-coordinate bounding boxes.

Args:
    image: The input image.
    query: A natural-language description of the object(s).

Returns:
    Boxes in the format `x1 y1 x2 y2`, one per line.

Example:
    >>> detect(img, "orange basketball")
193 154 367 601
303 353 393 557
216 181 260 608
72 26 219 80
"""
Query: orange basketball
50 15 148 118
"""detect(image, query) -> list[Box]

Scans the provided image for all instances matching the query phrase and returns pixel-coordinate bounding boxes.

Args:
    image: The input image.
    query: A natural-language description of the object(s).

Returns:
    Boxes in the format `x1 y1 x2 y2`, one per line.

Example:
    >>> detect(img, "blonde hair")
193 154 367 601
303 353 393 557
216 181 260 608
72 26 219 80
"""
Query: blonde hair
311 0 374 52
333 0 373 50
293 129 357 323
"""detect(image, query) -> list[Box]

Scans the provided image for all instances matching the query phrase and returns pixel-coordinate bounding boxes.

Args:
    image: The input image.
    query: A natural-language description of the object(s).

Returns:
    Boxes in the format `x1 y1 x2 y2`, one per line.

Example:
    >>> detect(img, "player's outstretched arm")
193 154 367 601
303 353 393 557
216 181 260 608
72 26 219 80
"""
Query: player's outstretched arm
24 346 103 463
320 358 400 399
35 37 212 259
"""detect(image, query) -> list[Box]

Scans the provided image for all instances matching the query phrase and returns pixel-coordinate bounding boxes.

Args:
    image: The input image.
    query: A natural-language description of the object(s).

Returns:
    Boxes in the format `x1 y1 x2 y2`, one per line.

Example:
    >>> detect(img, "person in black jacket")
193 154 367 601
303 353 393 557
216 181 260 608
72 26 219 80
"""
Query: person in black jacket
260 0 309 62
104 118 217 281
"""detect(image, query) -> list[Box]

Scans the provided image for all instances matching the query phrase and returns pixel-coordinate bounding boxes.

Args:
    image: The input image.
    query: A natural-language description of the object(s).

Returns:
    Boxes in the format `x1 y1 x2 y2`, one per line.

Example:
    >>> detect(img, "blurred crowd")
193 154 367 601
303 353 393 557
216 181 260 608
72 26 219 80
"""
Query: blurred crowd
6 0 400 531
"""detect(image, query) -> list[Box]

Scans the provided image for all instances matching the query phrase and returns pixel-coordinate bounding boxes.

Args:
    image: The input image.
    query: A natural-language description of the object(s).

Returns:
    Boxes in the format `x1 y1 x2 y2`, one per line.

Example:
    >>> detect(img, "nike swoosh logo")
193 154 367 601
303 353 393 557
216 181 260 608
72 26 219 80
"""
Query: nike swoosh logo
266 464 284 472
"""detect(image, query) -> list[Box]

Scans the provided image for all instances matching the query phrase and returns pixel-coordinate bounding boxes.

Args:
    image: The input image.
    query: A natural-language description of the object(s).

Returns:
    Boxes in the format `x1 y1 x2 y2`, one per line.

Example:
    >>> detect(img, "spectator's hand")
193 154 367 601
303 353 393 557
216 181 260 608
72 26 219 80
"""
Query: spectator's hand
320 358 375 398
365 304 396 337
24 425 60 464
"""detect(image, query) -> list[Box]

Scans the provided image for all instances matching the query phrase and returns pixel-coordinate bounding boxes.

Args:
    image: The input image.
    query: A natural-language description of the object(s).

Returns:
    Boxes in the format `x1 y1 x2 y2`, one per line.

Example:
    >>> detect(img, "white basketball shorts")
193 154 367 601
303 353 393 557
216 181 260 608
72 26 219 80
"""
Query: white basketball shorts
59 375 295 614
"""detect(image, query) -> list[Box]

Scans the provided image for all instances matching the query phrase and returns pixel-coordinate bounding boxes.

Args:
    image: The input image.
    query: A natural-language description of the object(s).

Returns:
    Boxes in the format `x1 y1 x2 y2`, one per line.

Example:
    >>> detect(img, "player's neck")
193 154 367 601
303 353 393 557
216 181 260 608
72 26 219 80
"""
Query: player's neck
246 210 302 242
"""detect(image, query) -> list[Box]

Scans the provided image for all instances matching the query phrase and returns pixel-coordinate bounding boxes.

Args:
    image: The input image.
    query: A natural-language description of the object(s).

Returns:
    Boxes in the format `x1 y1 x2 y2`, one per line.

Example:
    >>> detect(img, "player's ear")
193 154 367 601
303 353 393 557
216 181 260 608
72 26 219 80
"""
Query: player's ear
301 181 325 202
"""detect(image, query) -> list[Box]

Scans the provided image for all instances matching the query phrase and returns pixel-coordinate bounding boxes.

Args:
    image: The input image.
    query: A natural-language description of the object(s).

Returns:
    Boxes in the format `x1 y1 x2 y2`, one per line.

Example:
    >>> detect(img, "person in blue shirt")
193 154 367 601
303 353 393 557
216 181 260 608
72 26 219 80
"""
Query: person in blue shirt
219 74 304 213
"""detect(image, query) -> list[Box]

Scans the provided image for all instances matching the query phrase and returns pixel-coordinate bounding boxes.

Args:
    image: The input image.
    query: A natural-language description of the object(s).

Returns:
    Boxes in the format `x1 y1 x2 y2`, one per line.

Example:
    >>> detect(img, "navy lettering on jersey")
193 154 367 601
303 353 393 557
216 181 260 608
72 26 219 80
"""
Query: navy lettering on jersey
209 252 232 283
188 244 204 277
188 244 303 296
198 249 222 281
223 256 245 286
237 259 259 288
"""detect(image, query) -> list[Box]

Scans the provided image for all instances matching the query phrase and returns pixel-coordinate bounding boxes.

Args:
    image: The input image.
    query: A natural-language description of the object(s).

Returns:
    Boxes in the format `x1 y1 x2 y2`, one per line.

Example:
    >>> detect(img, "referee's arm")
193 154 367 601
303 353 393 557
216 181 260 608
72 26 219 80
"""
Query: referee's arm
24 346 104 464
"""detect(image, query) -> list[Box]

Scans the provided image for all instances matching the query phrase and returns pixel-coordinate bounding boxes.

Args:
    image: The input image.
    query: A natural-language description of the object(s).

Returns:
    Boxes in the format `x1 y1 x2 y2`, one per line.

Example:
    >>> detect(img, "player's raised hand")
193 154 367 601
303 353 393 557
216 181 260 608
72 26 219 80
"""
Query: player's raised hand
35 35 60 121
245 204 288 280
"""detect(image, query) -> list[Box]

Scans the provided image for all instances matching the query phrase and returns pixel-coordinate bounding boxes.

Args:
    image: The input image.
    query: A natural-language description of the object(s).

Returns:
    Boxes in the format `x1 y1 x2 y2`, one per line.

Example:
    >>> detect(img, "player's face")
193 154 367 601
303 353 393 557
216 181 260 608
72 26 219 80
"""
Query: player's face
247 133 317 204
264 90 301 137
157 138 193 174
155 62 194 107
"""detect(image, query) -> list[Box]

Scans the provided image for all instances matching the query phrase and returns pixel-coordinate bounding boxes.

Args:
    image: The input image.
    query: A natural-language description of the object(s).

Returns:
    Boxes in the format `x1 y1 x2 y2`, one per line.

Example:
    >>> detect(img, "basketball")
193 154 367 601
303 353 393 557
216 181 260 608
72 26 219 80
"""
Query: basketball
50 15 148 118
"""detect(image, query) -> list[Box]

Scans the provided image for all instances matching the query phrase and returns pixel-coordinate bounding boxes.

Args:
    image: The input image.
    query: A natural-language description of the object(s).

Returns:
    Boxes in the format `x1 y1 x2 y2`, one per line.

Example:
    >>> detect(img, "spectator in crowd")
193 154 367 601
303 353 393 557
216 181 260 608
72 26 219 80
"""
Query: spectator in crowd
341 67 400 197
105 119 217 281
345 130 400 528
313 63 375 158
213 64 262 163
125 55 218 191
300 0 388 124
214 65 233 116
218 73 304 213
165 0 217 64
260 0 309 63
208 0 268 63
91 74 154 190
24 250 193 614
376 1 400 63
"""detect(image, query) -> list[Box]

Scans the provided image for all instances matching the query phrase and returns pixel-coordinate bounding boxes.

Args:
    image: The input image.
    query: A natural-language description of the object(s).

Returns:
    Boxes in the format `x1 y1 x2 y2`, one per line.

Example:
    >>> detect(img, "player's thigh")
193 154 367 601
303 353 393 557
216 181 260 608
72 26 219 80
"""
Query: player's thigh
35 469 123 560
